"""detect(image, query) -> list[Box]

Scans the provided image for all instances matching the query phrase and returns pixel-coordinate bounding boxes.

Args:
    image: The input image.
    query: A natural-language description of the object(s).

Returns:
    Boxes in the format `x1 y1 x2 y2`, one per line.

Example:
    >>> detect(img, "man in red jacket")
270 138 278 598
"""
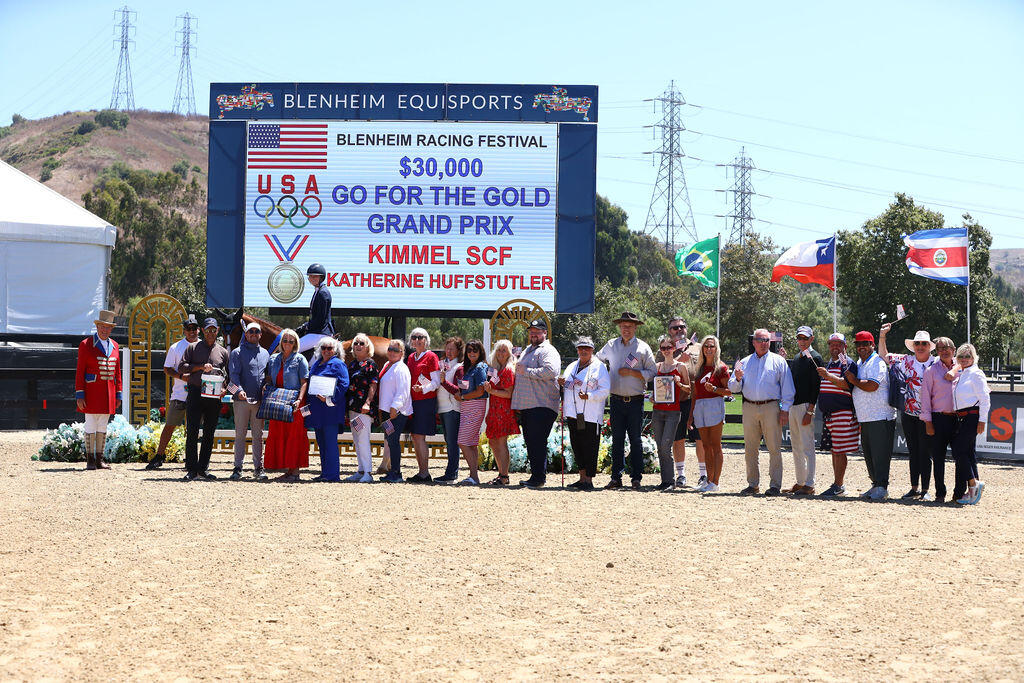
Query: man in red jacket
75 310 122 470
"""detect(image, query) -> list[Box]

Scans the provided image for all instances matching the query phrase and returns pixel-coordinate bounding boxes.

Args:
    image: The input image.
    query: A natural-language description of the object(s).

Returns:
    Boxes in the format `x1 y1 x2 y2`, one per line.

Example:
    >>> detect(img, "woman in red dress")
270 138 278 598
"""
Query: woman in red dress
484 339 519 486
263 329 310 482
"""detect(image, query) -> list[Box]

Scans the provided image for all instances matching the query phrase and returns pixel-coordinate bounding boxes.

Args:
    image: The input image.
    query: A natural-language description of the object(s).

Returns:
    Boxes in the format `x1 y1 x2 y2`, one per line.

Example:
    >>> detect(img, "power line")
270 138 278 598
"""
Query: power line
643 80 698 253
110 5 137 110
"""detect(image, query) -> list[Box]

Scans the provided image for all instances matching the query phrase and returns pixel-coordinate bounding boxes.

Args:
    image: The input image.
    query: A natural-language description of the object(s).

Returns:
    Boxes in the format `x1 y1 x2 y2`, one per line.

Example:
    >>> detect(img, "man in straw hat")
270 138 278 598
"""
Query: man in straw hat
597 311 657 490
75 310 122 470
878 323 938 501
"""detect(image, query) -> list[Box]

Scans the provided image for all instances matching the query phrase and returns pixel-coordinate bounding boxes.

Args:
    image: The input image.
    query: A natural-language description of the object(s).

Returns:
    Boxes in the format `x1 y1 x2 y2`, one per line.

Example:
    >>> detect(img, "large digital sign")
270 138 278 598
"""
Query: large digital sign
208 83 597 315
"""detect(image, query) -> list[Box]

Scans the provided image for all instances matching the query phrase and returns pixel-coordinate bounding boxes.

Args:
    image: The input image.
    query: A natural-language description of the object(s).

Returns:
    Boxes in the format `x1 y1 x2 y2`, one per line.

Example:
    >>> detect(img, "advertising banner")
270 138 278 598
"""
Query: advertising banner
245 120 558 311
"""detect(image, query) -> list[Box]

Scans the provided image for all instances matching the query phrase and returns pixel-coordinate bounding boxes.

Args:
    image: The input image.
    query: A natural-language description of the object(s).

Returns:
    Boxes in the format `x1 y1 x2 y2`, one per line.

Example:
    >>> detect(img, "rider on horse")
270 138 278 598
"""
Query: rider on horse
297 263 334 353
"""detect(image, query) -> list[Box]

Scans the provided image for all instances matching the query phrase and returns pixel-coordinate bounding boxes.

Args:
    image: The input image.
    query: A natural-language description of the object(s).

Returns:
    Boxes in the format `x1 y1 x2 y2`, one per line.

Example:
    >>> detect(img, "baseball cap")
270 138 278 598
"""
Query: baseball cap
203 317 219 329
183 314 199 328
527 318 548 331
244 321 262 333
797 325 814 338
854 331 874 343
827 332 846 344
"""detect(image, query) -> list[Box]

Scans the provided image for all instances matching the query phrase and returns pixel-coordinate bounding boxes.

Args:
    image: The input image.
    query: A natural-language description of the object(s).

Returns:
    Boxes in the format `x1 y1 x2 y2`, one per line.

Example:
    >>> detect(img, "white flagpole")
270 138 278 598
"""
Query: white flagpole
832 232 838 334
966 227 972 344
716 233 721 339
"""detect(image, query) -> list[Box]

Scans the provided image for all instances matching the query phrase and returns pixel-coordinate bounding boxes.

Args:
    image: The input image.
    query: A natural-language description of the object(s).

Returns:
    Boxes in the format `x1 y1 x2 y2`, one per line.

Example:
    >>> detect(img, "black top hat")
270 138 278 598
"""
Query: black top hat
612 311 644 326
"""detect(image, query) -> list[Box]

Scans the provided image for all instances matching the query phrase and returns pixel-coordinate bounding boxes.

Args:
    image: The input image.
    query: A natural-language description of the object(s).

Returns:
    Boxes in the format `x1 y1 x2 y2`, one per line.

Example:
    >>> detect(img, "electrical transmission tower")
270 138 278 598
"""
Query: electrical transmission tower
643 80 697 255
110 6 136 111
724 147 755 246
172 13 198 117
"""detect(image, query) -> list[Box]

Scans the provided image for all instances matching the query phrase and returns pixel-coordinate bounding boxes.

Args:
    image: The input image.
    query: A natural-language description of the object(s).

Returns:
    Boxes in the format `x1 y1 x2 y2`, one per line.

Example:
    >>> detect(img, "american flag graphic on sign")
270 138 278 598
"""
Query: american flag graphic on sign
247 123 328 169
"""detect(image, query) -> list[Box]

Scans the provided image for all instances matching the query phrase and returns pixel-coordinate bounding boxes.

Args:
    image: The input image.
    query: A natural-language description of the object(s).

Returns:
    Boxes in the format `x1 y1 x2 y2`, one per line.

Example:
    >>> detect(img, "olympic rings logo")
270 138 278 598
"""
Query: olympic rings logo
253 194 322 228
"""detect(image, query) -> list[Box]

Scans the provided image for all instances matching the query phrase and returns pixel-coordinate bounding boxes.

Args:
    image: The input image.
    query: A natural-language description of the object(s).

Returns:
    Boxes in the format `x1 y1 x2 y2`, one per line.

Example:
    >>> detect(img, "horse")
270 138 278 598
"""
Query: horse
212 307 390 368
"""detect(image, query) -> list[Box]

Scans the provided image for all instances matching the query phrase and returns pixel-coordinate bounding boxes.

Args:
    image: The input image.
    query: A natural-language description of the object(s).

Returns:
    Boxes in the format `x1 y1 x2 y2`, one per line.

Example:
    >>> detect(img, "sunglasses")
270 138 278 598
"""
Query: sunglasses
660 346 674 351
410 335 426 340
281 339 295 345
388 347 401 353
245 329 261 334
669 325 685 331
914 341 931 346
184 326 198 331
753 337 770 343
935 345 952 351
353 340 366 346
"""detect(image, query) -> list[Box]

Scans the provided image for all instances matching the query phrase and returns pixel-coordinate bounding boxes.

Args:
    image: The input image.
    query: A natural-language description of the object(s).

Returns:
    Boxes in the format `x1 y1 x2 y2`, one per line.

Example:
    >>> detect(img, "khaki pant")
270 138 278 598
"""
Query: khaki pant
789 403 816 487
743 401 784 489
232 399 264 470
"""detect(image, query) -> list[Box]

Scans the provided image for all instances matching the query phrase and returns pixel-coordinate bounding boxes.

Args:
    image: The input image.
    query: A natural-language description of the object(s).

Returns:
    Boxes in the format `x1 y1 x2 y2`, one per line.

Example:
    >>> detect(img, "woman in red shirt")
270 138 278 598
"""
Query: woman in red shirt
687 335 731 492
484 339 520 486
406 327 441 482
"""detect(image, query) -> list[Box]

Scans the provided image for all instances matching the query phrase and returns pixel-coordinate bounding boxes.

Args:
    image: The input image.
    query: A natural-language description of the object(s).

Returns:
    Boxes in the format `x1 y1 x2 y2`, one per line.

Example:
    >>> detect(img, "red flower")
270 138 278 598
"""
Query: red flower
159 406 166 416
220 404 230 416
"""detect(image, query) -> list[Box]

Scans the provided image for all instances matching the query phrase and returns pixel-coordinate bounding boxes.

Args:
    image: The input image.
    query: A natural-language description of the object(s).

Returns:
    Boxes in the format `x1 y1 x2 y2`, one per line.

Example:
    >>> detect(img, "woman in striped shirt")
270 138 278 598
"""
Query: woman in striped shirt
456 340 490 486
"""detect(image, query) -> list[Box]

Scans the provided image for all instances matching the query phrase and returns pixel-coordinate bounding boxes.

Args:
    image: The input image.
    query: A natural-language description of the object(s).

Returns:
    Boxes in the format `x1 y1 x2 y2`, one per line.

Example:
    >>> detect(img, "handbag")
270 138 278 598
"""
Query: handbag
257 387 299 422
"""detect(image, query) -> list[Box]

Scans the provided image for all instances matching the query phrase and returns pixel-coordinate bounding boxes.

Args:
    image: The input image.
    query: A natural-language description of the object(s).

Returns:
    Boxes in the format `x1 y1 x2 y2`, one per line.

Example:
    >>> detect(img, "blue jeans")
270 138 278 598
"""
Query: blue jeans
440 410 461 478
386 413 410 478
610 395 644 481
520 407 557 480
315 424 340 481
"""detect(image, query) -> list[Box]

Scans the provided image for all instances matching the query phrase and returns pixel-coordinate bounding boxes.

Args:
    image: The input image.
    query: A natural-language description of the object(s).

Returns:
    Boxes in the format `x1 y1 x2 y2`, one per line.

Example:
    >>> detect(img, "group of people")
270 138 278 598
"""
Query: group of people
75 269 991 503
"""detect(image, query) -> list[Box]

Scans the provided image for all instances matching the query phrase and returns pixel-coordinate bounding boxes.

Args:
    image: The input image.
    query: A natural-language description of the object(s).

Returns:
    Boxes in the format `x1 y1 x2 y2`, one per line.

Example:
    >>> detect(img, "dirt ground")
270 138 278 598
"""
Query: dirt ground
1 430 1022 681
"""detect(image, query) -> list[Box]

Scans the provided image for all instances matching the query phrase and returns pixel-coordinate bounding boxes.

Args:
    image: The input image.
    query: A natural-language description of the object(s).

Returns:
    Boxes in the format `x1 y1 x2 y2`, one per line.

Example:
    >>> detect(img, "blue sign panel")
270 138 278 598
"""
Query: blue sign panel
207 83 597 315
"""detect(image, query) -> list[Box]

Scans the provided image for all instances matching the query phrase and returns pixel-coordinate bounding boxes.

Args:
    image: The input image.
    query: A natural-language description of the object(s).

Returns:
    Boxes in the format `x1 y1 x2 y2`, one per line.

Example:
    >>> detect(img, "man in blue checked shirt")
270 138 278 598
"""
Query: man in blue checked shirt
597 312 657 490
729 328 796 496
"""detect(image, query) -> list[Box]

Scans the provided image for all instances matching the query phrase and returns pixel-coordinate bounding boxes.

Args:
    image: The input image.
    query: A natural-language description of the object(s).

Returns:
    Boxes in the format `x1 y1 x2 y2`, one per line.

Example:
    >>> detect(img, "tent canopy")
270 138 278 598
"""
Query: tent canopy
0 160 117 335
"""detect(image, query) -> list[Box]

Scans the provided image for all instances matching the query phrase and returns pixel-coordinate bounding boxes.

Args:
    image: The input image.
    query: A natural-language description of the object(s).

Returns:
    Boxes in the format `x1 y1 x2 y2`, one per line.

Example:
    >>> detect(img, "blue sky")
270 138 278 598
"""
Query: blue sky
3 0 1022 249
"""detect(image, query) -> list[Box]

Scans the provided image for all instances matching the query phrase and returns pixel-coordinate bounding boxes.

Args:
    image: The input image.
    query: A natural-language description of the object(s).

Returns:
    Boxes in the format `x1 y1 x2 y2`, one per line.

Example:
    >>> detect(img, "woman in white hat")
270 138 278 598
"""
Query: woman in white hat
75 310 122 470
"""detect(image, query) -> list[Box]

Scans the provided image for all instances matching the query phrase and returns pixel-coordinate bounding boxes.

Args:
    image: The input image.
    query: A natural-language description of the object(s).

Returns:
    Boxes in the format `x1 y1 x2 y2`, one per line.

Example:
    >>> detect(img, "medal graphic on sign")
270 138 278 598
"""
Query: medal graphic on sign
264 234 309 304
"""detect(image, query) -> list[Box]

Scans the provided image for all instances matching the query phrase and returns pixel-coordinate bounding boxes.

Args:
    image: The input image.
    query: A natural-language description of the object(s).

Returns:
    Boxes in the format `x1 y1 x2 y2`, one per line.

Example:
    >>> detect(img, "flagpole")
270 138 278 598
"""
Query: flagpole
716 233 721 339
966 227 972 344
832 231 838 334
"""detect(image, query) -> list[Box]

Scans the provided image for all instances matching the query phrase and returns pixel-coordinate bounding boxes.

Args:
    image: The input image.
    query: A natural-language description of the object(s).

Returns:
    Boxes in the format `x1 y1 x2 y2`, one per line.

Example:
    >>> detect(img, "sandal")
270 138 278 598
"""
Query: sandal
488 475 510 487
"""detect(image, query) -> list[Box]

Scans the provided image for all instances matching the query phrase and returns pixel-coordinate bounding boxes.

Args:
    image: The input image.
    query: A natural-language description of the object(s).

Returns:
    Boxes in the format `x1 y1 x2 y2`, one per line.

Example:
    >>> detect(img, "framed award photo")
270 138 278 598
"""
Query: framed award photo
653 375 676 404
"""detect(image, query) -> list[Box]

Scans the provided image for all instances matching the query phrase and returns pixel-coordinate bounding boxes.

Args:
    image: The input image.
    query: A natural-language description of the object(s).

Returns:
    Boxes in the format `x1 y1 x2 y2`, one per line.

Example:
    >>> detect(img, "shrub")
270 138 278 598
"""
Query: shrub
11 113 26 125
95 109 129 130
40 157 60 182
171 159 190 178
76 120 97 135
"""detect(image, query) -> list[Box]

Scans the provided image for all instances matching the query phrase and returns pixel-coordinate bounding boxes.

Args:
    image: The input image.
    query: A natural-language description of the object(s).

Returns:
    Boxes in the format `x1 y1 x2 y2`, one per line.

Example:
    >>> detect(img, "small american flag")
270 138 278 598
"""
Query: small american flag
625 353 639 368
382 419 394 435
247 123 328 169
586 378 598 391
299 405 311 418
351 417 363 432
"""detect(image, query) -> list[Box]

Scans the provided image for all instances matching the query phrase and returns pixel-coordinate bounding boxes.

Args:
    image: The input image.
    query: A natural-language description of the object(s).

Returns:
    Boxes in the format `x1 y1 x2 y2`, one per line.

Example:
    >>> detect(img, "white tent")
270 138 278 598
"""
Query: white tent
0 160 117 335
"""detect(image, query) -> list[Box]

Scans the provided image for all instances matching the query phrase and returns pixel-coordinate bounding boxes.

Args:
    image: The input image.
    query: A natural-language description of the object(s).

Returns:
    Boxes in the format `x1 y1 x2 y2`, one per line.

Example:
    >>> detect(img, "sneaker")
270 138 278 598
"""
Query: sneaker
182 471 197 481
229 468 242 481
764 487 782 497
254 468 268 481
456 476 479 486
955 494 972 505
920 491 934 502
702 482 720 493
655 481 674 491
520 478 545 489
381 472 403 483
434 473 458 483
869 487 888 501
970 481 985 505
604 479 623 490
409 472 432 483
145 455 165 470
901 488 921 499
860 487 877 499
674 475 687 489
820 483 845 497
696 475 709 489
343 473 363 482
631 479 642 490
358 472 374 483
200 471 217 481
739 485 760 495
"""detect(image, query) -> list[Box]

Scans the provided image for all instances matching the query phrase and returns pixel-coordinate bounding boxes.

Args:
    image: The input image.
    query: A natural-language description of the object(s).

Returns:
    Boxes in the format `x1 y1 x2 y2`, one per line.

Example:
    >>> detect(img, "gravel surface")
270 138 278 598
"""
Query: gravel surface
2 430 1023 680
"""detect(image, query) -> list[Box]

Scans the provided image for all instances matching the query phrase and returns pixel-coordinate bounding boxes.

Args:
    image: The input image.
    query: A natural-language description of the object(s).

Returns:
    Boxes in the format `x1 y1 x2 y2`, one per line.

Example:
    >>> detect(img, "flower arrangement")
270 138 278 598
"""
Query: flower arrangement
596 433 660 475
35 422 86 462
138 421 185 463
35 415 178 463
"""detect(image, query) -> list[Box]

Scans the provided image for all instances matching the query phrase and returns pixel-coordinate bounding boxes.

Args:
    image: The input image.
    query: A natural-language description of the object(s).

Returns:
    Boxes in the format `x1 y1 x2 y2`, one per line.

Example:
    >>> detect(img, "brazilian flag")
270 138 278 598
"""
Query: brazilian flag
675 236 720 288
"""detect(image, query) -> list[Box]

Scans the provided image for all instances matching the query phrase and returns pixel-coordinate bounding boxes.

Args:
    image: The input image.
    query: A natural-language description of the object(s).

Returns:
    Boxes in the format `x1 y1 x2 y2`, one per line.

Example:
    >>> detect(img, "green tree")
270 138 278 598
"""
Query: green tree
595 195 637 286
838 194 1019 360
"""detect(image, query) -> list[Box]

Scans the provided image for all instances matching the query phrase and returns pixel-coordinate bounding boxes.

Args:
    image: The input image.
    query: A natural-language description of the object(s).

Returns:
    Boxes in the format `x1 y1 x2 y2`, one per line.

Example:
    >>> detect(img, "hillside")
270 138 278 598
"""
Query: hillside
991 249 1024 290
0 110 208 221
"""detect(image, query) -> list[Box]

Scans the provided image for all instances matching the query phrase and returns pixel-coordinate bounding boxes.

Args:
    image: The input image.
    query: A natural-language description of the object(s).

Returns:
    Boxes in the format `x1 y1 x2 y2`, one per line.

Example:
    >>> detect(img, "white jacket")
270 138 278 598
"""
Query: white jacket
378 361 413 416
561 359 611 423
952 364 991 422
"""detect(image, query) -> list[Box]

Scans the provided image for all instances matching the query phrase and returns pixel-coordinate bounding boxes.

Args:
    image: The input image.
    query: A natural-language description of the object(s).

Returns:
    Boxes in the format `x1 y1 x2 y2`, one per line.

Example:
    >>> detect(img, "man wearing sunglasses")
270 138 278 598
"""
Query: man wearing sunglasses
728 328 796 496
147 314 200 470
878 323 938 501
844 331 896 501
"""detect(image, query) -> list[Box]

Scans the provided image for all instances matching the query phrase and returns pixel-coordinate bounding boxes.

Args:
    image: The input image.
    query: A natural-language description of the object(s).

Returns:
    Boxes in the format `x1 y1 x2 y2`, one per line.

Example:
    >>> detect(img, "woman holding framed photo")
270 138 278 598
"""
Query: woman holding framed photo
652 335 689 491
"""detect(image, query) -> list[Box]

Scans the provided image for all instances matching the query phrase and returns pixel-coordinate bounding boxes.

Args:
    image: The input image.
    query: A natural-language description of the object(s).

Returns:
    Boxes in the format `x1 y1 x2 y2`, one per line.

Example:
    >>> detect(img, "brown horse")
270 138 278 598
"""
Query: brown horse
214 307 389 368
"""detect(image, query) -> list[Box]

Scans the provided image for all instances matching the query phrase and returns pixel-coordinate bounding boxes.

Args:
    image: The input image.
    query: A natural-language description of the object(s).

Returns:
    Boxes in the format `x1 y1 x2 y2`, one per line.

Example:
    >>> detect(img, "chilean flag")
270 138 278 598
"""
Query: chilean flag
904 227 968 285
771 236 835 289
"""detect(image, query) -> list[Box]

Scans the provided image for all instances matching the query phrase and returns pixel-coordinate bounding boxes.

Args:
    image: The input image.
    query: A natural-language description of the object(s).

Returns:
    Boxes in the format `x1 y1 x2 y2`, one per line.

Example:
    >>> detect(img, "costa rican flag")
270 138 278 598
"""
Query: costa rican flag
771 236 835 289
904 227 969 285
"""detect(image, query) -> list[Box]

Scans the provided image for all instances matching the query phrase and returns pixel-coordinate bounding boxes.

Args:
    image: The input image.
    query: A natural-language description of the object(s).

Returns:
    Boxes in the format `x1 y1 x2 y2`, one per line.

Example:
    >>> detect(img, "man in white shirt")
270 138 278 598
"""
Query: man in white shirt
146 314 199 469
844 330 896 500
